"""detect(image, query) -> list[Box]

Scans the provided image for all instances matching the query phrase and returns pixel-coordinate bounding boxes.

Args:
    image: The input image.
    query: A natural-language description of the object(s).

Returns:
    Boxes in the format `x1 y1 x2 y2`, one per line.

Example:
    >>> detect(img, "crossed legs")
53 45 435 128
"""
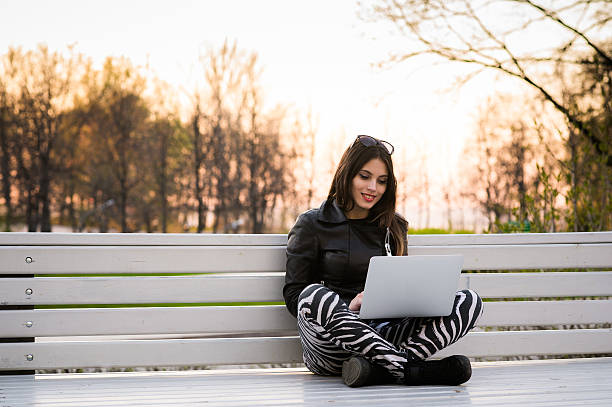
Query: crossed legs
296 284 483 381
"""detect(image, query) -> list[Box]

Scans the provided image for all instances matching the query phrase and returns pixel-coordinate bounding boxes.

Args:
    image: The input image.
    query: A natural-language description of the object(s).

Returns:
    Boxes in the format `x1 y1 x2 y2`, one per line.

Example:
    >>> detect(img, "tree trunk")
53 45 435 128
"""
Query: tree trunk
515 141 527 221
212 207 220 233
570 132 580 232
26 188 39 232
144 209 152 233
99 195 109 233
39 153 51 232
120 185 128 232
118 148 129 232
69 192 77 232
160 144 168 233
193 113 205 233
0 111 11 232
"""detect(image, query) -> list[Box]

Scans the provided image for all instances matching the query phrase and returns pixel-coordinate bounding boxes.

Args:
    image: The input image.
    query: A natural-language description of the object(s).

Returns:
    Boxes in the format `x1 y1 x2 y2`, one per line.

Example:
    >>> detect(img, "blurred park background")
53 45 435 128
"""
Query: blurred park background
0 0 609 234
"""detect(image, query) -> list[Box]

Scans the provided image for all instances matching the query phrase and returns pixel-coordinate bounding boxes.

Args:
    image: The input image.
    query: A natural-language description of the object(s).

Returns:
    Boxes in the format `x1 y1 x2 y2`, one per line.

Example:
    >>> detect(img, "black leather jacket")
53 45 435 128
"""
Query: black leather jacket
283 199 407 318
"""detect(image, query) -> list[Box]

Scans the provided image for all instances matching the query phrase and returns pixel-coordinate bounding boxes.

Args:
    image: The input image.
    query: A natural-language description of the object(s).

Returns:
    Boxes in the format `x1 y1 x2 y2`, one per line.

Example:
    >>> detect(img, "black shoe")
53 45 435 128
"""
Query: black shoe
342 356 395 387
403 355 472 386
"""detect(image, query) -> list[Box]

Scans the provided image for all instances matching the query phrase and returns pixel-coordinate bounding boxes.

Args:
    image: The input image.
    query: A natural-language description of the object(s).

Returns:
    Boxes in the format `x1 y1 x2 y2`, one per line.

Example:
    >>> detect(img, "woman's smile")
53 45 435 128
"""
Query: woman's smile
361 193 376 202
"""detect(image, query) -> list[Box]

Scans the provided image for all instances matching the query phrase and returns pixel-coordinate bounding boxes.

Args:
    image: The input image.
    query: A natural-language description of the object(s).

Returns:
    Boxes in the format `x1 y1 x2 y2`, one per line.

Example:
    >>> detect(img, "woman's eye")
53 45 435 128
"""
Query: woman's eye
378 179 387 185
359 174 369 180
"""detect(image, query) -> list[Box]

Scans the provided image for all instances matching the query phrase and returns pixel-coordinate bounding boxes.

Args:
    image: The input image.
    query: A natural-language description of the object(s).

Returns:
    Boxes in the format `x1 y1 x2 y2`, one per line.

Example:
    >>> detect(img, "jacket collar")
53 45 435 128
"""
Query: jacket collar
317 199 347 224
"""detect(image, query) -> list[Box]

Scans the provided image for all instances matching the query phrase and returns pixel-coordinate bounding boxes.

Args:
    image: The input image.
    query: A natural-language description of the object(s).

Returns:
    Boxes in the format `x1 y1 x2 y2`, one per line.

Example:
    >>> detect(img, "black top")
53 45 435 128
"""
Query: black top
283 199 407 318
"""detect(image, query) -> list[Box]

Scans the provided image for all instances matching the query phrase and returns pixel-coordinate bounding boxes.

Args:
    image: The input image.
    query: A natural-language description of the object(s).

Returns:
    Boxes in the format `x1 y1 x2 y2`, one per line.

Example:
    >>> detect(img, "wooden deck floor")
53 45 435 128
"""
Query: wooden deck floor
1 358 611 406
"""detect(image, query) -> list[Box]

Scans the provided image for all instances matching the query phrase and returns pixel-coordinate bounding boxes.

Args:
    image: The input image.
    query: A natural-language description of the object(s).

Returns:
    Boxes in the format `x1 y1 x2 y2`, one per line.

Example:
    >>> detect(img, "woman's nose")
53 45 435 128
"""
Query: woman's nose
367 180 376 190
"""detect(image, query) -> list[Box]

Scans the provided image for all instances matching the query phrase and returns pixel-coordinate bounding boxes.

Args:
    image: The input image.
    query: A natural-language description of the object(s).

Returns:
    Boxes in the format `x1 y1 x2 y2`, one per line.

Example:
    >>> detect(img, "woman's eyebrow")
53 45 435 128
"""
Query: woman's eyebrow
360 170 388 178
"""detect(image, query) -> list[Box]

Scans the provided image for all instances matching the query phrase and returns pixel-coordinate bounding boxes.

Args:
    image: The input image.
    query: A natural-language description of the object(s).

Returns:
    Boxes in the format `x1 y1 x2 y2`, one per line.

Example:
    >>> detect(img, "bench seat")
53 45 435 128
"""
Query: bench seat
1 231 611 372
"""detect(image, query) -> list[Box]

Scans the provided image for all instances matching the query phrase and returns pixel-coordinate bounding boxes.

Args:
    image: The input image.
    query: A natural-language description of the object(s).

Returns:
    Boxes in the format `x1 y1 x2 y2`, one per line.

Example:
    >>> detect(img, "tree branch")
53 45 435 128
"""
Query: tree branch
516 0 612 64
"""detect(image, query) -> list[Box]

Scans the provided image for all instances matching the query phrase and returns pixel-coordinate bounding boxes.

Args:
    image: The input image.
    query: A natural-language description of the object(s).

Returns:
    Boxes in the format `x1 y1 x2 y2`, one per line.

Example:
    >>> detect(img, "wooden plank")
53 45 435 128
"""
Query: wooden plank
3 243 610 276
459 271 612 298
0 305 297 337
0 274 286 305
2 272 611 305
0 337 304 370
1 359 612 407
0 246 286 274
436 328 612 358
4 231 611 246
477 300 612 326
411 243 612 269
408 231 612 246
1 329 611 370
1 300 610 338
0 232 288 246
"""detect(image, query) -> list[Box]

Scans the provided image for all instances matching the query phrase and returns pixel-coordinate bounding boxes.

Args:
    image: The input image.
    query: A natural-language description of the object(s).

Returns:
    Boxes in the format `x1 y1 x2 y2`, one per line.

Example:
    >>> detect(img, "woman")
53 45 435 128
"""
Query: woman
283 135 483 387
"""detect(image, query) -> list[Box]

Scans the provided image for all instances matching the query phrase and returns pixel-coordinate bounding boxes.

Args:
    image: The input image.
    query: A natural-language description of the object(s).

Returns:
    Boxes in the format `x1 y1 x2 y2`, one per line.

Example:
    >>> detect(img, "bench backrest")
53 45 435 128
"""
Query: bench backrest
1 232 611 371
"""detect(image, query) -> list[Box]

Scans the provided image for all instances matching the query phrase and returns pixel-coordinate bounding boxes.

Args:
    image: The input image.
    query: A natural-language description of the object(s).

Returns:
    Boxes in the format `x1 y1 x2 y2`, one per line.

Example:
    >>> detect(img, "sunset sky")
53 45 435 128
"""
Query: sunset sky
1 0 540 228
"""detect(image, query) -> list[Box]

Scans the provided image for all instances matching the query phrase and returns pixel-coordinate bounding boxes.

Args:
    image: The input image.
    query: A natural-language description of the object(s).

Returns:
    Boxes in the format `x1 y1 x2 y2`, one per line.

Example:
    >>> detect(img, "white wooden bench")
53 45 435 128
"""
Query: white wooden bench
1 231 611 374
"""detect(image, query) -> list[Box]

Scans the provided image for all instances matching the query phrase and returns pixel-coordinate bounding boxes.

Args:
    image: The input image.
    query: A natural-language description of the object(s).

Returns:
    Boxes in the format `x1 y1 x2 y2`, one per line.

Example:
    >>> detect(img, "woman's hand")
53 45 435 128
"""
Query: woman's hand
349 292 364 312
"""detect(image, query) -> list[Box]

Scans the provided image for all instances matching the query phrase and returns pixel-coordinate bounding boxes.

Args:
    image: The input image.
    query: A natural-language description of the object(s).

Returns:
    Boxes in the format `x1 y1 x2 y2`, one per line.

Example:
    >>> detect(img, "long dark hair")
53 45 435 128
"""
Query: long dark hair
327 137 407 255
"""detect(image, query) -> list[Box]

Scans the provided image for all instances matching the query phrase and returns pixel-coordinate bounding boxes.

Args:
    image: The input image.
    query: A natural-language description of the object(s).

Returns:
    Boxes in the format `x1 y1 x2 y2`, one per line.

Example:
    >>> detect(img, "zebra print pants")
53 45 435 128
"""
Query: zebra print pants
296 284 483 380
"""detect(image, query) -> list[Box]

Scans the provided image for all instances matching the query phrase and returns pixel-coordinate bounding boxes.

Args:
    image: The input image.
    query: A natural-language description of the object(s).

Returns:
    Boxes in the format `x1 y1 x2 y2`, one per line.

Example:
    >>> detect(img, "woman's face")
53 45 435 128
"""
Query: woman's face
346 158 388 219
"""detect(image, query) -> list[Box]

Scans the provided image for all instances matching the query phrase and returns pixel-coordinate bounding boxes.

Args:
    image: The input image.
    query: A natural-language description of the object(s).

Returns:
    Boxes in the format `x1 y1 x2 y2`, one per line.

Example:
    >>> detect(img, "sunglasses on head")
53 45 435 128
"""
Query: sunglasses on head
356 135 394 155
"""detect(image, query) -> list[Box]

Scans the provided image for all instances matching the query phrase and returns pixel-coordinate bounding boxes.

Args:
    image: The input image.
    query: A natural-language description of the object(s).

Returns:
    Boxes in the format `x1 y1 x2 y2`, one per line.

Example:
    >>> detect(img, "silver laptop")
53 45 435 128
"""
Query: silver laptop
359 255 463 319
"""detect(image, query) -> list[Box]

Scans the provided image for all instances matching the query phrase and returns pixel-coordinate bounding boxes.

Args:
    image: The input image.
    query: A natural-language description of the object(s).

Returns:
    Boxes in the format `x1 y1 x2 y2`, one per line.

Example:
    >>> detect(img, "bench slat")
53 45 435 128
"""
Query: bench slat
460 271 612 298
0 337 304 370
3 243 611 275
0 246 286 274
0 306 296 337
2 272 610 305
0 274 285 304
411 243 612 269
1 329 610 370
477 300 612 326
436 328 612 358
4 231 611 246
408 231 612 246
1 300 610 337
0 233 288 246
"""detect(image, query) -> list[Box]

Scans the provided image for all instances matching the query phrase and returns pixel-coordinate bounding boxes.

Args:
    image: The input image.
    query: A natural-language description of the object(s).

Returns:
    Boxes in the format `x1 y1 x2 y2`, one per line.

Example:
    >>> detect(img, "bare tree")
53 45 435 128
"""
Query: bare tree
443 179 453 231
411 143 431 229
364 0 611 166
191 97 208 232
367 0 611 231
191 41 301 233
303 108 319 210
242 105 290 233
196 41 250 233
